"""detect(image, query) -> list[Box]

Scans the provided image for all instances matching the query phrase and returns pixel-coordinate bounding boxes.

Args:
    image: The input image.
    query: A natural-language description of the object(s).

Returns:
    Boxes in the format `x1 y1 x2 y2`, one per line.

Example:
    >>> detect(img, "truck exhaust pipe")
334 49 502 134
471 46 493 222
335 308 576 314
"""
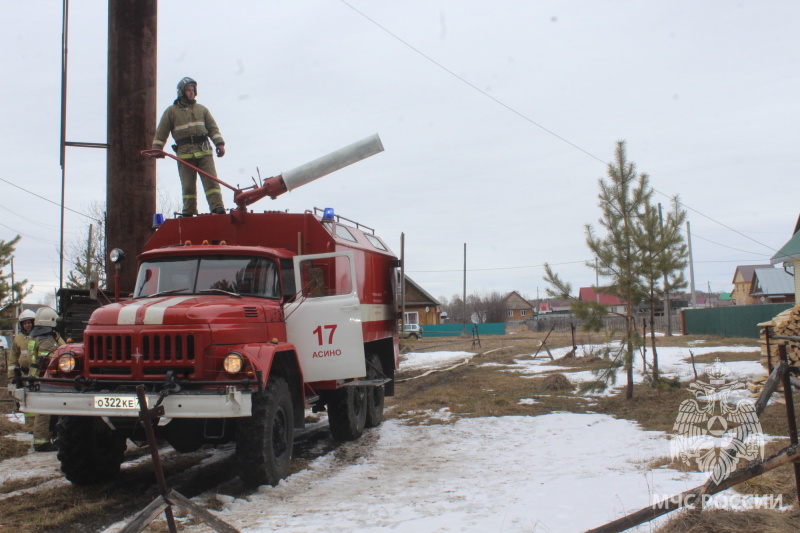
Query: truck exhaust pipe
234 134 384 209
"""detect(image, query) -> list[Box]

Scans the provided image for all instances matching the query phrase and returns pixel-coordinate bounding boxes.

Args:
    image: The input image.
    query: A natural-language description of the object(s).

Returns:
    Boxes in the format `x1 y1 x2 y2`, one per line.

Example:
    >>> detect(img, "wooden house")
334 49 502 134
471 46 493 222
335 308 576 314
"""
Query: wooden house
503 291 534 324
749 268 795 304
730 264 773 305
771 215 800 303
399 276 441 326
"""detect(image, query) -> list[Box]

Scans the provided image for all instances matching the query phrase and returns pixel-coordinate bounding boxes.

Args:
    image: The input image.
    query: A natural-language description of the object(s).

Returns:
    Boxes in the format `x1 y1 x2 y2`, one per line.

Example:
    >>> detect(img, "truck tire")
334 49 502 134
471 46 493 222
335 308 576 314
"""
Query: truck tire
56 416 127 485
327 383 367 441
236 376 294 487
365 354 384 428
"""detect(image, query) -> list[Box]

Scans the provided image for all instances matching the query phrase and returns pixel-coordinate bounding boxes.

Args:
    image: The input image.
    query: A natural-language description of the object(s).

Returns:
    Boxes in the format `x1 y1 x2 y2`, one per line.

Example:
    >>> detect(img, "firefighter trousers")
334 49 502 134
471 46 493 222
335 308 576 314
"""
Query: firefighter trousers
177 155 224 215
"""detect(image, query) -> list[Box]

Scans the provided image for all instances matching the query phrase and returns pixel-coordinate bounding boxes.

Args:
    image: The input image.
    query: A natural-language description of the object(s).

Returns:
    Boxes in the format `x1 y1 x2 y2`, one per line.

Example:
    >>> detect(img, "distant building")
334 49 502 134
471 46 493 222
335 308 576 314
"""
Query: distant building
749 267 795 304
504 291 534 325
578 287 626 314
730 264 773 305
398 276 441 326
771 215 800 303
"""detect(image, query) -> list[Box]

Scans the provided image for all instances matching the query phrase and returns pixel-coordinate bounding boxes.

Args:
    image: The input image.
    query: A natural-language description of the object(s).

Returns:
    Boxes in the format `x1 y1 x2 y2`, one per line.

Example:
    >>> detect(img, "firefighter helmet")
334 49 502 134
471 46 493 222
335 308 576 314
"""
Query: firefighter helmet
18 309 36 325
34 307 59 328
177 76 198 98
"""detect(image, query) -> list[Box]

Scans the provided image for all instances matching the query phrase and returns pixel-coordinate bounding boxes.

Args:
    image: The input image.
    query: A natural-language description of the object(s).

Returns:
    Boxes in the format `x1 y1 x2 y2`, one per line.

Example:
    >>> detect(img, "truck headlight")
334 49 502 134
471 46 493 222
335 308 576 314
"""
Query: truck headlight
223 353 244 374
58 353 76 372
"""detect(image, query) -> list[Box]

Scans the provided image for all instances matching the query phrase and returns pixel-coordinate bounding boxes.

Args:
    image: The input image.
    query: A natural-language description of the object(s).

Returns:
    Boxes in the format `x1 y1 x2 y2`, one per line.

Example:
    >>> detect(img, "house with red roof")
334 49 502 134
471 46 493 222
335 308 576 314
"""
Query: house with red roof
578 287 626 314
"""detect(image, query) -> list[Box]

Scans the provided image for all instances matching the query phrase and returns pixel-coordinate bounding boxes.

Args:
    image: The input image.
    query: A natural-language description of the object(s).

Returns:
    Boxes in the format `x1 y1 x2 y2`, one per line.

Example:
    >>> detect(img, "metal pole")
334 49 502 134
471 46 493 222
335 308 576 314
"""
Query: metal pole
462 243 467 335
59 0 70 291
400 233 405 333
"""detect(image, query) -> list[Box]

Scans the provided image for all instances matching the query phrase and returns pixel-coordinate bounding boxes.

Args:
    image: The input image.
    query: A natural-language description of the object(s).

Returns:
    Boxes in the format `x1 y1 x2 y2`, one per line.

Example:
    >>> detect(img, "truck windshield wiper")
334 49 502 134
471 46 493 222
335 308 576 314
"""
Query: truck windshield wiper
142 288 189 299
199 288 242 298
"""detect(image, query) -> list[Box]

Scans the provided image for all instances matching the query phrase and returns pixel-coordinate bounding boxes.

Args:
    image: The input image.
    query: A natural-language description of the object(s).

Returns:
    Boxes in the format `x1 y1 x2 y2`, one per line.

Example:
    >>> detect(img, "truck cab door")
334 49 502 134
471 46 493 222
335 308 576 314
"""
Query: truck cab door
284 251 366 383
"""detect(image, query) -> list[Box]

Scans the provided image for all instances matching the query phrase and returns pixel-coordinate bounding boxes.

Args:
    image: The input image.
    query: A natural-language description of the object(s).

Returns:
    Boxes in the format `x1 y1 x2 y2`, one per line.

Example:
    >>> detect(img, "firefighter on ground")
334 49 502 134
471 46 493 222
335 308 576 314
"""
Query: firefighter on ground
7 310 36 432
27 307 65 452
152 76 227 216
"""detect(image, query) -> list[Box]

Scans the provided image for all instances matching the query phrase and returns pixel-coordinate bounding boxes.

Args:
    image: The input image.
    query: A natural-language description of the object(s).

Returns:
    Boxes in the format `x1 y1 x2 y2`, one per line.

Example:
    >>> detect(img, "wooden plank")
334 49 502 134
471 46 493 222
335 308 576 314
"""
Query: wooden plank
117 497 169 533
169 490 240 533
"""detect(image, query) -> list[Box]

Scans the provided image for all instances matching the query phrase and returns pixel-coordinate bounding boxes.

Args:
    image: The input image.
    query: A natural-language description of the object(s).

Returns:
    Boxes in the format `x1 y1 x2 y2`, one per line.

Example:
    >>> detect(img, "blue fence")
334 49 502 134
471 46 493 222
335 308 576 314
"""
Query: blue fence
423 323 506 337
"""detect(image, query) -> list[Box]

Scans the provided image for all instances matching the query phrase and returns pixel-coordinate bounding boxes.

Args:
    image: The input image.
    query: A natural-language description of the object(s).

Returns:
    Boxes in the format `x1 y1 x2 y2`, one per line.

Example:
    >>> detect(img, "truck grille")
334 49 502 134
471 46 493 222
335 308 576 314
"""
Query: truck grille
87 333 197 362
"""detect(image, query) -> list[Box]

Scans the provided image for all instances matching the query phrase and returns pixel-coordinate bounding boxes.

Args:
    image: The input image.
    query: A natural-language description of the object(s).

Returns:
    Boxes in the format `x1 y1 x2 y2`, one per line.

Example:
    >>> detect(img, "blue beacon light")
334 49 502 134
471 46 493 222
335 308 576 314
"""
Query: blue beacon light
152 213 165 228
322 207 335 221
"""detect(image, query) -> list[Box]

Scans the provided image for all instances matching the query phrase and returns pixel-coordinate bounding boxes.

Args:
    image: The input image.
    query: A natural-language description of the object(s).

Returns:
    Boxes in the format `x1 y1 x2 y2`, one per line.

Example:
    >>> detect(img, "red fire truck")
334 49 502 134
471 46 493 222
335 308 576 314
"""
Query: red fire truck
12 135 399 486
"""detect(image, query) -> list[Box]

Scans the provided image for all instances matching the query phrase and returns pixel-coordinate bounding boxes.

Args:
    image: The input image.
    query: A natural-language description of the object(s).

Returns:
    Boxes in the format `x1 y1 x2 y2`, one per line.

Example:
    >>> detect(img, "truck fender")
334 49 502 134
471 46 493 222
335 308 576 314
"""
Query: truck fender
241 342 305 427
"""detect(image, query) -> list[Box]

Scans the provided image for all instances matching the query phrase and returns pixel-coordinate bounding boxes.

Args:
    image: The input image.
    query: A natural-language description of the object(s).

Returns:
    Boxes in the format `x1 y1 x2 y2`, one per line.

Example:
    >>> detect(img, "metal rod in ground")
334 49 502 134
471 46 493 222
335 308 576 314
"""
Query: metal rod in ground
584 443 800 533
777 344 800 507
135 385 178 533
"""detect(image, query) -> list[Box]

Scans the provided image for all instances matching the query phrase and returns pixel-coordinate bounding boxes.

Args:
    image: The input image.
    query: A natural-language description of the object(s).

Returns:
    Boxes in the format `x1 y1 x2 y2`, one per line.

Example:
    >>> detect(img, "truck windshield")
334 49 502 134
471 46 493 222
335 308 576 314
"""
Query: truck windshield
133 256 281 299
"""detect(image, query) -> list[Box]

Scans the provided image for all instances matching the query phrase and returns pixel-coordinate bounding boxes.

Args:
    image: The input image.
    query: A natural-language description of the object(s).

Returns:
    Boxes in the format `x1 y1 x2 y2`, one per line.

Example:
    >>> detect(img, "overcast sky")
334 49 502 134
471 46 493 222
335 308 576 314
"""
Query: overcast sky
2 1 798 305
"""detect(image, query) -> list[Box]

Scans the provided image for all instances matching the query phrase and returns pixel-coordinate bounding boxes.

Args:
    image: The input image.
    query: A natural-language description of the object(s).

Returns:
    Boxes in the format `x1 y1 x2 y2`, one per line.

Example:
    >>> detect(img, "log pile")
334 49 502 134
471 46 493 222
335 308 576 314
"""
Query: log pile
748 306 800 394
758 306 800 368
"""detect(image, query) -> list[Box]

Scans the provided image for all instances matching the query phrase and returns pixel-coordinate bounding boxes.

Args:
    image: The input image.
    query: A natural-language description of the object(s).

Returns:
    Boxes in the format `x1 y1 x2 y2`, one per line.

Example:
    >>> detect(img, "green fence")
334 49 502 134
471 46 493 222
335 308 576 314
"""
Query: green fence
423 323 506 337
682 303 794 339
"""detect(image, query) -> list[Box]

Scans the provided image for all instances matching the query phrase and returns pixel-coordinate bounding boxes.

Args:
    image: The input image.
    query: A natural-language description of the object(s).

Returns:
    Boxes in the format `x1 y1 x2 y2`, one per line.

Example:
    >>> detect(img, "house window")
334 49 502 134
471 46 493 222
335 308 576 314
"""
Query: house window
508 310 513 317
520 310 526 316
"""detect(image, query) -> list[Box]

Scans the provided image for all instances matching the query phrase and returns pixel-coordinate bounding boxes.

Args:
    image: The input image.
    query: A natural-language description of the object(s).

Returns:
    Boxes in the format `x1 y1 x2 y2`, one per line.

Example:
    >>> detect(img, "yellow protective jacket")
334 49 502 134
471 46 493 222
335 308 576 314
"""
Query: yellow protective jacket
7 332 31 379
25 332 66 377
152 97 225 159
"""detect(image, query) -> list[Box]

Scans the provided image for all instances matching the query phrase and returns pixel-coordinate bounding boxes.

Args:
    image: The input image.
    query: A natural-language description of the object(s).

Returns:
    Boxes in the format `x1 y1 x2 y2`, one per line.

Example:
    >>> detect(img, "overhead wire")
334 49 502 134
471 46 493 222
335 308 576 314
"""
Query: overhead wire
0 176 99 222
338 1 780 255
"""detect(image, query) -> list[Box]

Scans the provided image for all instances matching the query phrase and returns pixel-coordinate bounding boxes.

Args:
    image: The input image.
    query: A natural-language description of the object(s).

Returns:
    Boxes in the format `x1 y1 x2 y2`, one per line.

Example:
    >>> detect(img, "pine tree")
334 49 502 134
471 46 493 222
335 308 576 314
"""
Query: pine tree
0 235 32 327
585 141 654 400
633 198 687 383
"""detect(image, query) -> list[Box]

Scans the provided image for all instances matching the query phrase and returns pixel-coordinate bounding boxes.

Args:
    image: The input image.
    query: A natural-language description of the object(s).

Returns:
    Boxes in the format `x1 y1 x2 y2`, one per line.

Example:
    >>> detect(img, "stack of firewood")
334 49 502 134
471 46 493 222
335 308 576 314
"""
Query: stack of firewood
758 306 800 369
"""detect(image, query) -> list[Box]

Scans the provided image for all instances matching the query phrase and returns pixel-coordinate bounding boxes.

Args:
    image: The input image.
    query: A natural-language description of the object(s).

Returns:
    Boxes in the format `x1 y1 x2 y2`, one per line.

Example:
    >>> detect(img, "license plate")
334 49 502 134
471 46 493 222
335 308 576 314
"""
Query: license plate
93 395 141 410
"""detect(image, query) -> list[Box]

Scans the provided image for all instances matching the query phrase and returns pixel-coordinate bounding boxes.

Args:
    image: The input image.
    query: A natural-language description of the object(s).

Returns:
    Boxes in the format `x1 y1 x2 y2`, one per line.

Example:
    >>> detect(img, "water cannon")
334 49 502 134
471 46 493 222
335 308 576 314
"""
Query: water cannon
233 134 384 209
142 133 384 212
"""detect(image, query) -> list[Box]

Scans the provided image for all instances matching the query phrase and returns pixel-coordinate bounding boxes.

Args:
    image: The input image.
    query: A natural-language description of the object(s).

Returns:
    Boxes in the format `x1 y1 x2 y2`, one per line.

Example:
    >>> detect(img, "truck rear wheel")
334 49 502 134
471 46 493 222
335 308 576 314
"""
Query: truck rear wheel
328 383 367 441
56 416 127 485
365 354 384 428
236 376 294 487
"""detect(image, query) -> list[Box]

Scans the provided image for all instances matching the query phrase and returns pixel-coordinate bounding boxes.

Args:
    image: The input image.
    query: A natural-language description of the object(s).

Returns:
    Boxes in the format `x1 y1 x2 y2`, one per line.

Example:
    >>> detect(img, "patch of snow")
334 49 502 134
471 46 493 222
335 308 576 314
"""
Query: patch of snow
203 414 716 533
399 351 474 372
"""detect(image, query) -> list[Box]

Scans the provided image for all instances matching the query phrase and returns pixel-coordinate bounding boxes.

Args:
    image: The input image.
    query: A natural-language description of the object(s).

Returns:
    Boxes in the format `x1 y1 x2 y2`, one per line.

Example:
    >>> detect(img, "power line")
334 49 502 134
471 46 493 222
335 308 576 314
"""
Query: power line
339 1 778 254
0 176 99 221
691 232 770 256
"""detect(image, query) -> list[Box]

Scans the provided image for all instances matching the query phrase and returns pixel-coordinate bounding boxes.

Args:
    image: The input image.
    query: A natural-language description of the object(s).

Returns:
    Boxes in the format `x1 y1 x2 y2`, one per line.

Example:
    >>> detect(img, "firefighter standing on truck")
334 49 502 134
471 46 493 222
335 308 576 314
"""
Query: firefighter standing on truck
27 308 65 452
7 310 36 432
152 76 227 216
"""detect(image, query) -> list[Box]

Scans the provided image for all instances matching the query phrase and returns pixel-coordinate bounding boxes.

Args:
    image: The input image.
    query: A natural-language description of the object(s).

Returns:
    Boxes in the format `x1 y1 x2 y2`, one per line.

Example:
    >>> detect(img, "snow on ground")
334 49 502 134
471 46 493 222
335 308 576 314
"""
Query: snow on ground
175 341 763 533
197 414 708 533
399 350 476 372
490 342 764 398
3 341 767 532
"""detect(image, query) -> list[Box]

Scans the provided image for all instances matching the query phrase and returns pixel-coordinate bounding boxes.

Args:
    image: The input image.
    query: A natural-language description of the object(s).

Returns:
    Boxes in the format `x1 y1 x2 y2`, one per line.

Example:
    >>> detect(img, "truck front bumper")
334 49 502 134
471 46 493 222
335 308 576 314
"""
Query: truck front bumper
11 386 253 418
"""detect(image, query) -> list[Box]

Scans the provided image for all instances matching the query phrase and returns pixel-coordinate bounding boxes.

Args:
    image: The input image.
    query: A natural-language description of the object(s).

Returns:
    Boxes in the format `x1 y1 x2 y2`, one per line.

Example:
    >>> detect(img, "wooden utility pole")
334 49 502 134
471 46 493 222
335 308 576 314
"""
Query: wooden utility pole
106 0 158 293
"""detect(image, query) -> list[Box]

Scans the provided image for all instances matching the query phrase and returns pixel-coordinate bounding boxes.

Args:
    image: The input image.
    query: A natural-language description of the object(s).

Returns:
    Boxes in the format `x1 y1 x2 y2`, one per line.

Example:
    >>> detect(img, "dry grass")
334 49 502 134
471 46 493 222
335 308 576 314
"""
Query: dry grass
688 350 761 364
656 508 800 533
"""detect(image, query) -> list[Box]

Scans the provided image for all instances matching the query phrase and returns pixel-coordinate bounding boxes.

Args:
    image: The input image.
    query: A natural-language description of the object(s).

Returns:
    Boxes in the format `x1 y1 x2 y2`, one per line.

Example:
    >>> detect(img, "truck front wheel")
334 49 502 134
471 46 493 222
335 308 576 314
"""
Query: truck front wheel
327 383 367 441
56 416 127 485
236 376 294 487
